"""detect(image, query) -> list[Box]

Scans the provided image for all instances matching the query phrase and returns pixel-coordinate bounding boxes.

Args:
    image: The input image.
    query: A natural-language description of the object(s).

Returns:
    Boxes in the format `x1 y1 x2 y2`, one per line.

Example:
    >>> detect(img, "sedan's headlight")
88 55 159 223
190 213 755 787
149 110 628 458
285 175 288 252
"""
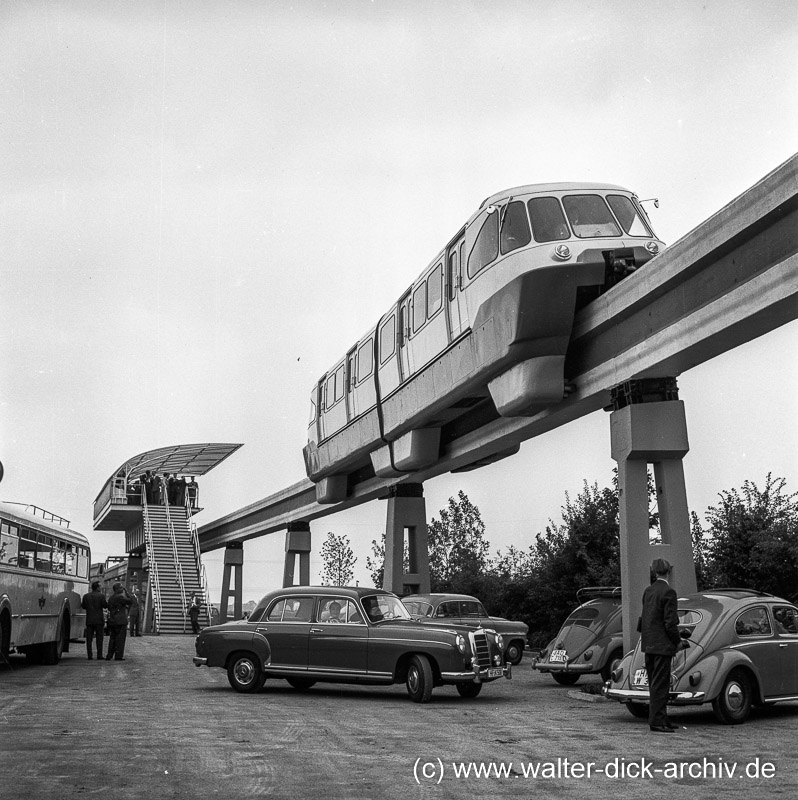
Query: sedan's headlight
455 634 466 653
495 633 504 650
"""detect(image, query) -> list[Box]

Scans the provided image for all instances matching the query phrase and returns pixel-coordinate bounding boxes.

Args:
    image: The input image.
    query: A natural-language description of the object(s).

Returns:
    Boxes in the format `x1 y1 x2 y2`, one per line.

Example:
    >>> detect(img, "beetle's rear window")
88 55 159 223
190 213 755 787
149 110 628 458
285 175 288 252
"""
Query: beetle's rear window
565 607 600 628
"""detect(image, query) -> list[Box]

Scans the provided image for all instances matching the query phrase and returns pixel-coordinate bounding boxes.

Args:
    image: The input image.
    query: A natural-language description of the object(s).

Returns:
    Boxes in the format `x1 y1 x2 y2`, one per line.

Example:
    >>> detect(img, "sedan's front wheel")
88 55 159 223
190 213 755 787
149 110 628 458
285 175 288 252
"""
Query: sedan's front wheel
227 652 267 693
406 654 434 703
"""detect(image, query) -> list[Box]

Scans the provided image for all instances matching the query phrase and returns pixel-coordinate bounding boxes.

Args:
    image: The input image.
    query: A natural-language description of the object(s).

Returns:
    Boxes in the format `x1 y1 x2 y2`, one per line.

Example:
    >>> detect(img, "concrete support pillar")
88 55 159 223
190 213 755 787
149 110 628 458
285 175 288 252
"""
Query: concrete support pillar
220 542 244 623
383 483 430 596
611 398 697 653
283 521 312 587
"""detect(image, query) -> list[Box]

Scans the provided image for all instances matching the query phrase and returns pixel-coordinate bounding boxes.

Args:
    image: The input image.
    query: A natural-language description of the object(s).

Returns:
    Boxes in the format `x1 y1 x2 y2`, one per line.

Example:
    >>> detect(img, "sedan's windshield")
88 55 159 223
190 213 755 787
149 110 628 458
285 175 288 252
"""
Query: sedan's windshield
362 594 412 623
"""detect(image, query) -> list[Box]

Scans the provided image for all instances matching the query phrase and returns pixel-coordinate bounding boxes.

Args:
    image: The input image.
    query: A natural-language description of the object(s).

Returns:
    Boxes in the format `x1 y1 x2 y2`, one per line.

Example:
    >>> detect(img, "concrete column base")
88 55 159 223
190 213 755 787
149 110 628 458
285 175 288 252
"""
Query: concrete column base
283 521 311 587
383 484 430 595
220 542 243 623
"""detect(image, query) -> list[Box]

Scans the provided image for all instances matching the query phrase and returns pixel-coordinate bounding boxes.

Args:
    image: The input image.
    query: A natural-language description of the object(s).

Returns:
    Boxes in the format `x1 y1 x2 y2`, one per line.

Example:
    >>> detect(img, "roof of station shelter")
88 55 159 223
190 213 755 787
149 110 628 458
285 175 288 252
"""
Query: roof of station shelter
96 442 243 500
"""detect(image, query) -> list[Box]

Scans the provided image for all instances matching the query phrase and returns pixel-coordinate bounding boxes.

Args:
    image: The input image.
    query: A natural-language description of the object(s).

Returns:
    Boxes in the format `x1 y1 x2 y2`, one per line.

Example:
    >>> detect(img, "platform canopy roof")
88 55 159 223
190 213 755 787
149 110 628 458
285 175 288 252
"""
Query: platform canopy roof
99 442 243 495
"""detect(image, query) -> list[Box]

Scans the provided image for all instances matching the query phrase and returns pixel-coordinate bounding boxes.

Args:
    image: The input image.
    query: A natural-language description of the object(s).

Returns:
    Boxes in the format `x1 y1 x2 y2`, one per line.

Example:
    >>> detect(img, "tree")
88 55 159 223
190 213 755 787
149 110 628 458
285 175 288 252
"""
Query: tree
319 531 356 587
527 479 622 643
427 490 491 593
365 533 409 589
700 474 798 599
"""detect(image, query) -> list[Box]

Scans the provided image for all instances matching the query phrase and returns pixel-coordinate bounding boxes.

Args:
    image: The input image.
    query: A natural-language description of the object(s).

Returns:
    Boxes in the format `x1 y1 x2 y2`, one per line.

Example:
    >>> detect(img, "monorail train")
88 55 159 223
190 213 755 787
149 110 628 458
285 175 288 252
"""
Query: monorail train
304 183 664 503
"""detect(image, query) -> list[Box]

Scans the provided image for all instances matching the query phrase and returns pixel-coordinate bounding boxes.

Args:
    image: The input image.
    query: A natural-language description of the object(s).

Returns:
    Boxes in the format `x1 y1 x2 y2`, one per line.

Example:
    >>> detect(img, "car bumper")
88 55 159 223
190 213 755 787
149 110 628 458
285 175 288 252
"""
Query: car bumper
193 656 208 667
603 687 706 705
532 660 595 674
441 664 512 683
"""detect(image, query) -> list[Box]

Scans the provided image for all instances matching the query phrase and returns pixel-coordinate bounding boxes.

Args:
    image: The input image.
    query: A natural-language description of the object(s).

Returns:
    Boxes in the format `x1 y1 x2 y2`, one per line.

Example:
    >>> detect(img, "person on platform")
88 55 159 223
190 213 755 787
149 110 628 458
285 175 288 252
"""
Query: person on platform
151 473 163 505
188 592 202 634
187 477 199 509
128 588 141 637
105 583 133 661
81 581 108 660
639 558 689 733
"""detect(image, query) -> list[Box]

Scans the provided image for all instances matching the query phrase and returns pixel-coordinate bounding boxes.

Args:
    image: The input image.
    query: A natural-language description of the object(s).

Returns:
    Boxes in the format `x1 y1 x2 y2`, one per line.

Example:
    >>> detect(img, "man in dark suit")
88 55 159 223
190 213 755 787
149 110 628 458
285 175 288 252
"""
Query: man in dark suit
640 558 687 732
81 581 108 660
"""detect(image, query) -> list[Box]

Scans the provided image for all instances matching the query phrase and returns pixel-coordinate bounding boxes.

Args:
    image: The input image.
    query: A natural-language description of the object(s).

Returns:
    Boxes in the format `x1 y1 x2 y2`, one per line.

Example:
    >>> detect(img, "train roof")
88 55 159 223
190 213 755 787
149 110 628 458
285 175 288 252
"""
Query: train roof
0 499 90 545
477 182 631 212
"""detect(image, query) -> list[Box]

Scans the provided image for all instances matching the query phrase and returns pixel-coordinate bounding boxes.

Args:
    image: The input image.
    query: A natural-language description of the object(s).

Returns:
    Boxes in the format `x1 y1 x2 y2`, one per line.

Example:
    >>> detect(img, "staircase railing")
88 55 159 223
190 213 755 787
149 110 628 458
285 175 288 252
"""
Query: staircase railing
163 496 188 632
185 498 212 629
142 496 162 634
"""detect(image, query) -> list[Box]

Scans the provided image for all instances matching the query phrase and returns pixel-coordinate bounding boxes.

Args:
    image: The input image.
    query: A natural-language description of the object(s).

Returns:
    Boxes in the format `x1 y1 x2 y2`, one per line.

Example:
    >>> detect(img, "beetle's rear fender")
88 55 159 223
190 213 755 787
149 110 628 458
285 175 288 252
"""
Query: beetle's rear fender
473 262 604 416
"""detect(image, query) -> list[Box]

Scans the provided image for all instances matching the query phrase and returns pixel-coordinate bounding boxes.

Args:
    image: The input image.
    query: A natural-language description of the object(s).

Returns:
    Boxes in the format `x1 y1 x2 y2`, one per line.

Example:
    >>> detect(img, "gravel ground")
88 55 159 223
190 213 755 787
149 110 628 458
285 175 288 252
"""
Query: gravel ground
1 635 796 799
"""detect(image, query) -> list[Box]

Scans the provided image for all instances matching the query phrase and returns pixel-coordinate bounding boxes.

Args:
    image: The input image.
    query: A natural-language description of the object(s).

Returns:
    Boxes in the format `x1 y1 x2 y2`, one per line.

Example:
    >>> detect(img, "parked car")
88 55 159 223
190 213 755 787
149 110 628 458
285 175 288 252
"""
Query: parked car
532 587 624 684
604 589 798 724
401 593 529 665
193 586 511 702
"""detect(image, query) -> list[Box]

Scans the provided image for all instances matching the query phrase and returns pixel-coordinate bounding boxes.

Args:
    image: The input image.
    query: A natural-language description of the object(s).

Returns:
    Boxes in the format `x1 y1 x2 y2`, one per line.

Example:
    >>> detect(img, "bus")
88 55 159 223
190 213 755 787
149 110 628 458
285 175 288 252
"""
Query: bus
0 500 91 664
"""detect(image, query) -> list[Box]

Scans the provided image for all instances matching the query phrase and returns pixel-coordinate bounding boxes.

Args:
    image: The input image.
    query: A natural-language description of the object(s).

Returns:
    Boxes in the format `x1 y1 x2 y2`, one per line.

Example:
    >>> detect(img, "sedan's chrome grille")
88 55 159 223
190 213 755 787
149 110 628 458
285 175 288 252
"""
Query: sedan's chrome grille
470 630 491 667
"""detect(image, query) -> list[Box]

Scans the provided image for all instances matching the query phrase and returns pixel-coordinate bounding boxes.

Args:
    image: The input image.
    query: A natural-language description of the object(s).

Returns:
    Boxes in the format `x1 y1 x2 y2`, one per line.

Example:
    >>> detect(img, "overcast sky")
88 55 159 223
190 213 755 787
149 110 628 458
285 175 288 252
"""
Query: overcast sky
2 1 796 603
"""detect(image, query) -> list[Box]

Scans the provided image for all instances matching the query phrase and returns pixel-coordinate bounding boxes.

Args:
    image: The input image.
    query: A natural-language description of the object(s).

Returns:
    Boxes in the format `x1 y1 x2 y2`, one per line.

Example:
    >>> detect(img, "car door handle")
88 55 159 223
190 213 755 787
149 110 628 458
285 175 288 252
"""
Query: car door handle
779 643 789 648
256 627 268 633
310 627 324 634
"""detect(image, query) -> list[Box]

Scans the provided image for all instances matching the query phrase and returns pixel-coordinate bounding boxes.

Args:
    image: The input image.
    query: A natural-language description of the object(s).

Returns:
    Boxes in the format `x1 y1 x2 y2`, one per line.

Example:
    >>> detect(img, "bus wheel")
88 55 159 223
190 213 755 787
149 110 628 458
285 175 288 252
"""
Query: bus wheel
43 613 69 665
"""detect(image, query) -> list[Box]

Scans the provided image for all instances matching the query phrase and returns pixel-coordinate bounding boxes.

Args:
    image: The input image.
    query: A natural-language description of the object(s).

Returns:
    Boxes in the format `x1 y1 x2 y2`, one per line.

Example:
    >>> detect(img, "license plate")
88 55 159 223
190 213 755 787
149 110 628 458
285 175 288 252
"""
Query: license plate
549 649 567 663
633 668 649 687
487 667 503 678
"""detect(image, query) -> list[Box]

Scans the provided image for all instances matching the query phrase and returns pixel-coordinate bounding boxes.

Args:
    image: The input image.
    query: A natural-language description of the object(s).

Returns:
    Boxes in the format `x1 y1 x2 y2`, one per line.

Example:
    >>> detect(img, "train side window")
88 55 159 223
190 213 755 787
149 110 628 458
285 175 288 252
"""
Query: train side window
357 338 374 382
412 283 426 333
467 210 499 278
324 374 334 410
448 250 459 300
379 315 396 363
528 197 570 242
500 201 532 254
333 365 345 403
427 264 443 317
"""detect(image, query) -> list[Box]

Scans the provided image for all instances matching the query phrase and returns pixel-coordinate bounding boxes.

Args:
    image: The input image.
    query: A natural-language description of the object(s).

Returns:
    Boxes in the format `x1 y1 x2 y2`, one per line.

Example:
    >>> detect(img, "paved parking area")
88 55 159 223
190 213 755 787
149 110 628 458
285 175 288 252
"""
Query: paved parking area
1 635 797 799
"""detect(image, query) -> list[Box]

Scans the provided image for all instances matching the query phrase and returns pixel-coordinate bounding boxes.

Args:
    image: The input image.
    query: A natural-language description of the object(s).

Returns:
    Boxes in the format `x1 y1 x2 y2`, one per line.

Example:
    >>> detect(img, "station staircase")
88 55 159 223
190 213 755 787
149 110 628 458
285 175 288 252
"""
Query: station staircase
143 503 210 634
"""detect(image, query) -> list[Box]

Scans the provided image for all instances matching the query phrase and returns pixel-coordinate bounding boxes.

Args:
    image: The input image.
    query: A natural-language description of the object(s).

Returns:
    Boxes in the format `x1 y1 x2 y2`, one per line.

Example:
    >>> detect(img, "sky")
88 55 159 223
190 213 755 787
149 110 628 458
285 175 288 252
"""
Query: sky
1 1 796 604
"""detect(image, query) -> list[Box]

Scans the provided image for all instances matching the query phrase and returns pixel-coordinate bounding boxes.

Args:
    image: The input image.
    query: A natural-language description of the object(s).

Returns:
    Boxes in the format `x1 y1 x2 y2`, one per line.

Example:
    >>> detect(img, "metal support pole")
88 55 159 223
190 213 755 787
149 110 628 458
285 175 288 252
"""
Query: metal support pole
283 521 311 587
382 483 430 595
610 381 697 653
219 542 243 623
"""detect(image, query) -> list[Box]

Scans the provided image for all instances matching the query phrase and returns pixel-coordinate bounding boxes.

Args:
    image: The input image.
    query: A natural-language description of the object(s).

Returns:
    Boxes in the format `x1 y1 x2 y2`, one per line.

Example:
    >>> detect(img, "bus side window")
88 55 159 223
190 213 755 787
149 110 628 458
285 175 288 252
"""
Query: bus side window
19 533 36 570
36 533 53 572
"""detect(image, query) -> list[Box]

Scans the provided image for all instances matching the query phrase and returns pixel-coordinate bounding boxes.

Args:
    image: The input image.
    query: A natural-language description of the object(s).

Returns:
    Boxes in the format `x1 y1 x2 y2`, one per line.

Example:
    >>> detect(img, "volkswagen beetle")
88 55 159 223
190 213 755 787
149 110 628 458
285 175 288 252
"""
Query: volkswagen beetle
532 587 624 684
604 589 798 724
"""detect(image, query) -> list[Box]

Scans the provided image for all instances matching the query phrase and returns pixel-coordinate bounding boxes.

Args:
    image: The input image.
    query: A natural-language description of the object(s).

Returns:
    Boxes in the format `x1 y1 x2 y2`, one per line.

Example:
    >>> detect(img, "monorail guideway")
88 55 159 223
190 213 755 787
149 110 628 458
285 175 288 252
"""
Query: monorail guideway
199 154 798 635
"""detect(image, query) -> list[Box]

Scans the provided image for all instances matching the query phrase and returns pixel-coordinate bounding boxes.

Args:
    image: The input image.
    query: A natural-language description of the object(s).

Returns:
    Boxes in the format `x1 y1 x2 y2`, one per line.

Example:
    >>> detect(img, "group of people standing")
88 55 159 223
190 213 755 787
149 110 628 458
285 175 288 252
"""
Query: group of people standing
81 582 141 661
138 471 199 508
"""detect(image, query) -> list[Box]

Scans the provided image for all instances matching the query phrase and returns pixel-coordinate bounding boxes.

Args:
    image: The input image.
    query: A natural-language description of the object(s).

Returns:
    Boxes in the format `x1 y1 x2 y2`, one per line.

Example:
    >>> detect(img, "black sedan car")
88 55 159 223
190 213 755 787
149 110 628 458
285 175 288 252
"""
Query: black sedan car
193 586 510 703
402 593 529 665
